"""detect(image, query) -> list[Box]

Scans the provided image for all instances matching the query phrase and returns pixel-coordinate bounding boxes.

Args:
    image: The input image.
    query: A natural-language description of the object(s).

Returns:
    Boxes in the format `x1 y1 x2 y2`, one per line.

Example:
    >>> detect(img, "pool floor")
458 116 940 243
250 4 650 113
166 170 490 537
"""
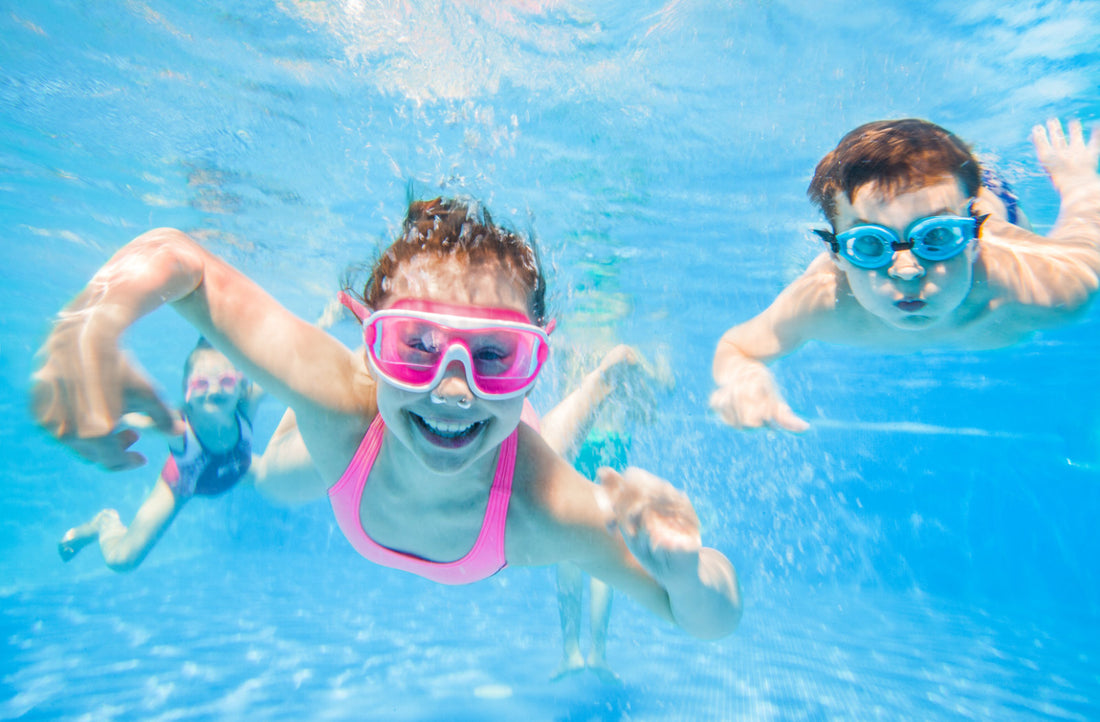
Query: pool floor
3 550 1096 721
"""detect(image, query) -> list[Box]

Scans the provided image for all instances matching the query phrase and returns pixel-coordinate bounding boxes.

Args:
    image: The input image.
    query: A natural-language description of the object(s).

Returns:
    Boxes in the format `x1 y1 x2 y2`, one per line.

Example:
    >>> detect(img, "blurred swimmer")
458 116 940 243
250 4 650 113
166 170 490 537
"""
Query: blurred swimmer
58 339 262 571
540 344 652 683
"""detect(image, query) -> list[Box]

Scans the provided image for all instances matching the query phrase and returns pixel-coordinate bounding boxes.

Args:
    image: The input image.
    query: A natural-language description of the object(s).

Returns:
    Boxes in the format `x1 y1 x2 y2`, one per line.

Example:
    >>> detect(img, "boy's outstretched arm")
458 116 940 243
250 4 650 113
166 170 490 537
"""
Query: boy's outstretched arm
710 256 836 431
981 119 1100 316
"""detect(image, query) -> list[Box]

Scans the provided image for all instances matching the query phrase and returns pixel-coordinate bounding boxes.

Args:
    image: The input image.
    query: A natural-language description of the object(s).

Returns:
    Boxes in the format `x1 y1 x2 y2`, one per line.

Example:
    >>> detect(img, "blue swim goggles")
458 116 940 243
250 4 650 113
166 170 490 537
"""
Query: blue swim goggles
814 206 988 270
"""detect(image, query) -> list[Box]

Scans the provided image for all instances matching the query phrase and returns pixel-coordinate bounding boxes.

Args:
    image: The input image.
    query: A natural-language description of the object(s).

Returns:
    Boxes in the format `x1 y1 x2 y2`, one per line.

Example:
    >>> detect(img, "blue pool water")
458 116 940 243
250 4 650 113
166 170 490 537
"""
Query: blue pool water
3 0 1100 719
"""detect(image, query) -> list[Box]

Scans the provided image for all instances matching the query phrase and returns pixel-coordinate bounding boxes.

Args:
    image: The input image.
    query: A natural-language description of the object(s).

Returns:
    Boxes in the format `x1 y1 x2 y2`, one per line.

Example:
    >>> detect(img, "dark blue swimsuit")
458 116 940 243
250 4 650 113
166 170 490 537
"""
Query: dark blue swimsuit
162 412 252 499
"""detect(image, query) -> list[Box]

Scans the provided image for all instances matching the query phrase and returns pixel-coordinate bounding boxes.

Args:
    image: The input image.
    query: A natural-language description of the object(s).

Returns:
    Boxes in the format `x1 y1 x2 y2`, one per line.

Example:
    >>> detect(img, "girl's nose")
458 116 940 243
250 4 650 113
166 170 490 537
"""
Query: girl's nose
887 249 926 281
430 361 474 408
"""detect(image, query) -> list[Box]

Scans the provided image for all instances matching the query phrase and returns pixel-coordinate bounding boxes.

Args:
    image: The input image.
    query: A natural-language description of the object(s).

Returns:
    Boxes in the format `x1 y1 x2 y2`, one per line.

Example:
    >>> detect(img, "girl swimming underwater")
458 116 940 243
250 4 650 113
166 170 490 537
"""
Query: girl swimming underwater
33 198 741 639
58 339 260 571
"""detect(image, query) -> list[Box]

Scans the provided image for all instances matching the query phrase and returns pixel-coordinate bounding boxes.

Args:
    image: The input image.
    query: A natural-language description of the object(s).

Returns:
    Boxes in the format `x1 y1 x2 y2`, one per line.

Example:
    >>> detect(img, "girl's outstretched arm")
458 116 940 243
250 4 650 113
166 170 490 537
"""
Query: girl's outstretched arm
248 407 329 504
593 466 742 640
32 228 368 471
517 435 741 640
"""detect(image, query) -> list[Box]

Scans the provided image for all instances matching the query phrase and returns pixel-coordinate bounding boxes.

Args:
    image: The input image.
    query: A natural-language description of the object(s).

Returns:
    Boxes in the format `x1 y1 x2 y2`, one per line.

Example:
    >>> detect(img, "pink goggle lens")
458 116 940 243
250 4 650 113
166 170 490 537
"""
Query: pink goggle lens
365 314 548 397
186 372 242 397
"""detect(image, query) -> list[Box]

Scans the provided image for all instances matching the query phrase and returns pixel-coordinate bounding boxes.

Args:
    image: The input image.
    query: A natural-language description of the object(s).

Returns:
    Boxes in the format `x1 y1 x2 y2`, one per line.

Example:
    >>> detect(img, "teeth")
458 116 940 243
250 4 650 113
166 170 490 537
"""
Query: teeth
422 417 479 438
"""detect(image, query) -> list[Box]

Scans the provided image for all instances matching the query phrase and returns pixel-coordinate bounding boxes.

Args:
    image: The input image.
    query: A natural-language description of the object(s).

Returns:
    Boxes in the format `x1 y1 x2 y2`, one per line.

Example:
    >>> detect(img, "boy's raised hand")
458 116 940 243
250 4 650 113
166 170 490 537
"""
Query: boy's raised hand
1032 118 1100 195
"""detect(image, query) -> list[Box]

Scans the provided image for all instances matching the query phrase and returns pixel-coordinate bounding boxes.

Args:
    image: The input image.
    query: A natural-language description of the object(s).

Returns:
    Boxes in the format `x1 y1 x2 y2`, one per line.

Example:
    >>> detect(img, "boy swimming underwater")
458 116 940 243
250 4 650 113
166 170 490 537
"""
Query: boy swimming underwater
711 118 1100 430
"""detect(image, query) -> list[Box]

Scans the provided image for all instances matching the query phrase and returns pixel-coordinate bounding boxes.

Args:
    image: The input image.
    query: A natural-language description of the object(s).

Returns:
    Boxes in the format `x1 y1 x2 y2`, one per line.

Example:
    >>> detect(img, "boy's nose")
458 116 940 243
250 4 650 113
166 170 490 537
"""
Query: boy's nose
887 250 925 281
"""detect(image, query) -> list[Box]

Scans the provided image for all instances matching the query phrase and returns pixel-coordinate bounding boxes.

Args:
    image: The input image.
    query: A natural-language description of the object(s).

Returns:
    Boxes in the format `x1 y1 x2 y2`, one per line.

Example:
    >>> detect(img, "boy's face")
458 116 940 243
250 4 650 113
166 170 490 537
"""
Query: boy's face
832 177 978 330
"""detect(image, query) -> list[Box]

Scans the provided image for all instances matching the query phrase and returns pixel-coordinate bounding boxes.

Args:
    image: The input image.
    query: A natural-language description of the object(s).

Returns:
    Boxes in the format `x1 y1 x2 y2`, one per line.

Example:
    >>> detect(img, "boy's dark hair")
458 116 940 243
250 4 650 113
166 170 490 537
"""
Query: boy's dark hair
354 197 548 325
808 119 981 226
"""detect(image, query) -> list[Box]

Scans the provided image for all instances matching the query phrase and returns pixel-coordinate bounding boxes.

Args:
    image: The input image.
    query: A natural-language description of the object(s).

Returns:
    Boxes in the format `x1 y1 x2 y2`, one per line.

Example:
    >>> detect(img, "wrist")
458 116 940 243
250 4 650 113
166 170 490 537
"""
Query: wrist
582 367 614 399
714 357 767 387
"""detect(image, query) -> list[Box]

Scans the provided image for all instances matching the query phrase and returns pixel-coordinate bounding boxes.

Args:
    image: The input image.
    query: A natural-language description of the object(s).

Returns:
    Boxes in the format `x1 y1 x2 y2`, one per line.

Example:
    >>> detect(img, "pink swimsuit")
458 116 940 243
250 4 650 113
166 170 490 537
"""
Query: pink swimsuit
328 409 534 585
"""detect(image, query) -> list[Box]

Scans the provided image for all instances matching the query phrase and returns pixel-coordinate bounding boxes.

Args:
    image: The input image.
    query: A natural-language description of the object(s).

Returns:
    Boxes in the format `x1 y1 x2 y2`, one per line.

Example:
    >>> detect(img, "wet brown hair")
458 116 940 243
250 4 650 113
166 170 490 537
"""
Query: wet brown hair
808 119 981 226
354 197 548 325
182 337 217 391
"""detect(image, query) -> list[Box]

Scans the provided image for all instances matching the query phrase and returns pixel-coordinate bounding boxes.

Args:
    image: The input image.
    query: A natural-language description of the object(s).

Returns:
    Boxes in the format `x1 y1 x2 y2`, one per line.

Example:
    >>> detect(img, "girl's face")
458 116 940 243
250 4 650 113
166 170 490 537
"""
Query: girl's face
372 254 533 475
184 351 244 419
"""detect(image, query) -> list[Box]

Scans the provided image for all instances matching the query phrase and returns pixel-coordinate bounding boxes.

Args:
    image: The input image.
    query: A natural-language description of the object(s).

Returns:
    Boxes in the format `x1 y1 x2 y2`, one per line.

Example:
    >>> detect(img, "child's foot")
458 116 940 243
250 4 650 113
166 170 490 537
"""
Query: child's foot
550 651 586 682
58 509 120 562
586 656 622 685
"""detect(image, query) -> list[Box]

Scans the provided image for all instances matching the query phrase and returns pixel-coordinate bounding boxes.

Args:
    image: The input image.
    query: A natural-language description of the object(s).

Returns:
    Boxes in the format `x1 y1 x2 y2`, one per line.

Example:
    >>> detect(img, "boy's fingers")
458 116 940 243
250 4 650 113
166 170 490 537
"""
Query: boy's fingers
1031 125 1051 156
774 405 810 433
1032 124 1049 148
1068 118 1085 146
1047 118 1064 143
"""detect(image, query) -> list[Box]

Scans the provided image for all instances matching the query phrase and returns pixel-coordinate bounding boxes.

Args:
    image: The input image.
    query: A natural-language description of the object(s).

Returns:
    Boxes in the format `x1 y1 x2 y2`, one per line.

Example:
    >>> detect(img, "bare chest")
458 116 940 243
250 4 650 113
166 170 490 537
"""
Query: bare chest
357 460 496 564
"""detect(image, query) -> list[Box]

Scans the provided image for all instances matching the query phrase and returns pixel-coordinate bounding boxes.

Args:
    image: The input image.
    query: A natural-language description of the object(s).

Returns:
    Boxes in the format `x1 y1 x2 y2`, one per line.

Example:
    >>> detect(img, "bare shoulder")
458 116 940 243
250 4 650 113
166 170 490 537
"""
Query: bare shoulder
729 255 839 335
767 254 873 343
976 218 1100 311
778 254 843 313
505 424 607 567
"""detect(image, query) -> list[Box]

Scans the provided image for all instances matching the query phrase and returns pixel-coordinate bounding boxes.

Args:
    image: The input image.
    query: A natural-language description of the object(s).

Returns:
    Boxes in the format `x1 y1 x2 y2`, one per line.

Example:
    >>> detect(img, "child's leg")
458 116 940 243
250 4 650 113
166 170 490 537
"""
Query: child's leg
60 480 181 572
59 509 122 561
552 562 586 679
586 577 621 683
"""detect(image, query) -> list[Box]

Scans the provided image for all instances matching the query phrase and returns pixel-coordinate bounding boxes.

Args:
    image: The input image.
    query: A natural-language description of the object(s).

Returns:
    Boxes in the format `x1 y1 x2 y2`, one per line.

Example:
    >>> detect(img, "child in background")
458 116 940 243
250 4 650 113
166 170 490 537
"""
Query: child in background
34 197 741 640
711 118 1100 431
539 344 649 683
58 339 262 571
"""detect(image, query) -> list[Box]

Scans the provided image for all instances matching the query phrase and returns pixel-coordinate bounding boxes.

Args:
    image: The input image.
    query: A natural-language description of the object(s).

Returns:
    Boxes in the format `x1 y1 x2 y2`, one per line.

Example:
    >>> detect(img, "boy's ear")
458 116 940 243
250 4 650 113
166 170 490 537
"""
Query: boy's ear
812 228 840 254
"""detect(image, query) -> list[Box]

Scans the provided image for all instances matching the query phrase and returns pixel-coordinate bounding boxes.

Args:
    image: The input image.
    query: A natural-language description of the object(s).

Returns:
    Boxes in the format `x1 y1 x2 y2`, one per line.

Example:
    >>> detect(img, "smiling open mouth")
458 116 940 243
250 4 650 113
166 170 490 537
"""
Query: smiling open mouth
896 299 927 312
411 413 487 447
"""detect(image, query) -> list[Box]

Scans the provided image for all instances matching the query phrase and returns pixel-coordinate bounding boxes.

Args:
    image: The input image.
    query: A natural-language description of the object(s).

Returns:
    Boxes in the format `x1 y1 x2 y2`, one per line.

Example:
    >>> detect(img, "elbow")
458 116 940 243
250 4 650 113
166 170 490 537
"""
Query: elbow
691 602 743 641
713 339 762 386
679 550 743 640
1049 272 1099 314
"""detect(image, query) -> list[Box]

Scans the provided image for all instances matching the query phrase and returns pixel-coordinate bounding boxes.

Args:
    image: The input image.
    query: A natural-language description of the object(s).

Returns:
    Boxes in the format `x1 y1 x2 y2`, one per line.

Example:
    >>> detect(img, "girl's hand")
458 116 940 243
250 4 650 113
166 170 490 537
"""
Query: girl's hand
31 316 182 470
596 466 703 582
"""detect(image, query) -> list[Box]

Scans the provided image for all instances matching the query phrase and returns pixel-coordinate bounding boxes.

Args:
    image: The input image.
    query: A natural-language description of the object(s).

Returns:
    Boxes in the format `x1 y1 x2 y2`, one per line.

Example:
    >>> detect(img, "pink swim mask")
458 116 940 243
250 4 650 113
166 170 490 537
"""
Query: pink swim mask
185 372 242 400
339 292 552 399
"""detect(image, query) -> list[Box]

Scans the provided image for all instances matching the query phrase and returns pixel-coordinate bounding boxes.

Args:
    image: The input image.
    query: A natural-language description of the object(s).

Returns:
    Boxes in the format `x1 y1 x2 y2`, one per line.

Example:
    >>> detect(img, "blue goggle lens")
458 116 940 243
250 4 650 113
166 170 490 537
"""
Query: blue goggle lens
835 216 977 269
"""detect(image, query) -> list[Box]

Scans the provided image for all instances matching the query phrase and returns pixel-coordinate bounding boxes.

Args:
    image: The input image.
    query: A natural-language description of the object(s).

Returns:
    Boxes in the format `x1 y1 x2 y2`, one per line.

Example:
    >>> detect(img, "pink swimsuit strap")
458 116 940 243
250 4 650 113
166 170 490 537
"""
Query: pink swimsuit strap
328 413 518 585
